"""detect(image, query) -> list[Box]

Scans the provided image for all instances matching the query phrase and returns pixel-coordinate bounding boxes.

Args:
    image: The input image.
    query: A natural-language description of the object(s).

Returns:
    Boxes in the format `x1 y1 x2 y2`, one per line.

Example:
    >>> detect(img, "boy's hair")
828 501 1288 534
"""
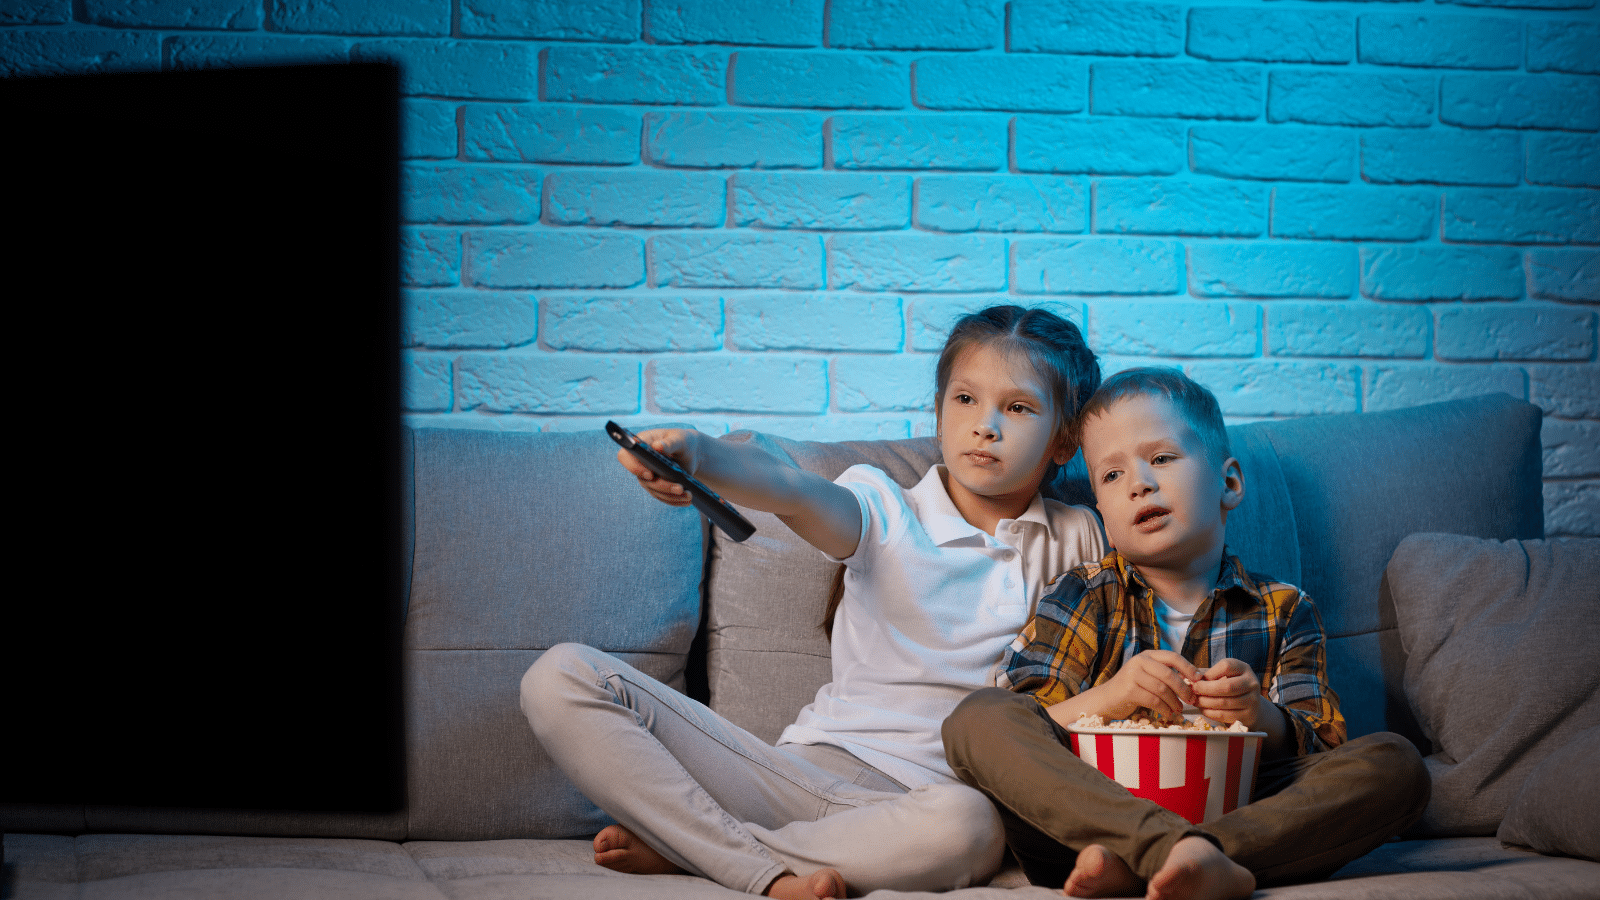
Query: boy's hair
1081 367 1232 467
934 305 1102 461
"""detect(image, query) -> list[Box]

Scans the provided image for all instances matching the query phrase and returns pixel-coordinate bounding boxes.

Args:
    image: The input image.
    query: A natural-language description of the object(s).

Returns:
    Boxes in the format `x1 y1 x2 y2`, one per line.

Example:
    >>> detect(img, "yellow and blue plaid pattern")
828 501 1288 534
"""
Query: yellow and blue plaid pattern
998 548 1346 756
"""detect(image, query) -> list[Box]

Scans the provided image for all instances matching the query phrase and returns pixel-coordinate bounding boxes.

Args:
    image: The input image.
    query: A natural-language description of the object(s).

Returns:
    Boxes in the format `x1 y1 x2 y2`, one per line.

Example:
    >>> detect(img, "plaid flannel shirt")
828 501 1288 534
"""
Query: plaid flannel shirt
997 548 1345 756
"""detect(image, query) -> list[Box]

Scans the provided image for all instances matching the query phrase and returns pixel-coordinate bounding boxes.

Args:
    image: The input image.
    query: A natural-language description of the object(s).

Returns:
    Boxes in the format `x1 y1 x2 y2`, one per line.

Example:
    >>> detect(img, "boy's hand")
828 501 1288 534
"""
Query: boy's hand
1099 649 1203 722
1189 658 1264 729
617 428 701 507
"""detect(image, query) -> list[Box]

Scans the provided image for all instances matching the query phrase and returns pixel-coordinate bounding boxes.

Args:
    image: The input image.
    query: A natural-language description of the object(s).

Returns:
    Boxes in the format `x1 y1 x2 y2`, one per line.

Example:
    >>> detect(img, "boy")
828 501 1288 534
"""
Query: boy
942 368 1429 900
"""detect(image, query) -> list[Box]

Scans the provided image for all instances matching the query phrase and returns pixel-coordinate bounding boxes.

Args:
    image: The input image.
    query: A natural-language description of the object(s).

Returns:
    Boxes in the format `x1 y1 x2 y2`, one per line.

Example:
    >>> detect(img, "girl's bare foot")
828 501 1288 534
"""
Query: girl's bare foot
593 824 684 875
765 868 846 900
1146 836 1254 900
1064 844 1144 898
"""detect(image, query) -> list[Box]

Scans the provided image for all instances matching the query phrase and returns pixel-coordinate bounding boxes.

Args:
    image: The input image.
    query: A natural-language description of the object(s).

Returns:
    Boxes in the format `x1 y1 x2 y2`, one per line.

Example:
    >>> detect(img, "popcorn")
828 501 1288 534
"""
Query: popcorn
1074 712 1249 733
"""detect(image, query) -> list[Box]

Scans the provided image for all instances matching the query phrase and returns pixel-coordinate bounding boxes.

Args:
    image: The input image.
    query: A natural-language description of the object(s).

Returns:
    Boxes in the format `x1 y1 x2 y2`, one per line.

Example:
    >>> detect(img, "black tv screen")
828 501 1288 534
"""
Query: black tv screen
2 63 404 813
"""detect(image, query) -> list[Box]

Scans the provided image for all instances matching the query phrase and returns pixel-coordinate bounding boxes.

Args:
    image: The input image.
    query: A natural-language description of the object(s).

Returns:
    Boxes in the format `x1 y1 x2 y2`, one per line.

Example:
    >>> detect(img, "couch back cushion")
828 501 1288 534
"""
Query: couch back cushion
404 427 703 840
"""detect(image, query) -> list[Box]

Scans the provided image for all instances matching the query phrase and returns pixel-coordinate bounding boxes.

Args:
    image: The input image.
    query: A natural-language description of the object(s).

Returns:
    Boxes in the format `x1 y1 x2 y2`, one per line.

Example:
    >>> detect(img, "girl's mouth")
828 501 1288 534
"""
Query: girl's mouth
966 451 999 466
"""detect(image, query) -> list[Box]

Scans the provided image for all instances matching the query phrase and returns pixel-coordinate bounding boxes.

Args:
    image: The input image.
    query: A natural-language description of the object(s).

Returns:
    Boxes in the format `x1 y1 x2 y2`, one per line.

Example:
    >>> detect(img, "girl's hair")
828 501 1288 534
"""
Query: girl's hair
822 304 1101 640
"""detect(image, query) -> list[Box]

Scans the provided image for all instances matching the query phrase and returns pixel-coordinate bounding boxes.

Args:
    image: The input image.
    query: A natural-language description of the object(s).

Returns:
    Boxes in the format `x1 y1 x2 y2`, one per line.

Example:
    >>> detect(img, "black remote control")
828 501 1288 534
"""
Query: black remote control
606 421 757 543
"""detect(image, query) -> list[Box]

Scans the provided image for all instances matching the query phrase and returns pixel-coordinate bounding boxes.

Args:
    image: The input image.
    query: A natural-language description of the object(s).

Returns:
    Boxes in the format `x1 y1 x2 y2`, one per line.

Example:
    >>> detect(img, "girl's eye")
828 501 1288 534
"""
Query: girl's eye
955 393 973 404
1009 403 1035 415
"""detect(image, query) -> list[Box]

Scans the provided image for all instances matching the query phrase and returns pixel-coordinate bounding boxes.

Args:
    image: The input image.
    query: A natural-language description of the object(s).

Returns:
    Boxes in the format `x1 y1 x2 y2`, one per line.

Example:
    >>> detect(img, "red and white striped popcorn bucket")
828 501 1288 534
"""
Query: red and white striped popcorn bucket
1065 724 1265 824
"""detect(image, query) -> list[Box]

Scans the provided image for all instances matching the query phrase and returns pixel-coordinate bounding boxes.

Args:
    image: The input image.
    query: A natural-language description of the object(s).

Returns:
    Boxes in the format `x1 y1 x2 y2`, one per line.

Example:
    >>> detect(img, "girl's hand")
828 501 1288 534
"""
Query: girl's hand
1099 649 1202 722
617 428 700 507
1189 658 1263 729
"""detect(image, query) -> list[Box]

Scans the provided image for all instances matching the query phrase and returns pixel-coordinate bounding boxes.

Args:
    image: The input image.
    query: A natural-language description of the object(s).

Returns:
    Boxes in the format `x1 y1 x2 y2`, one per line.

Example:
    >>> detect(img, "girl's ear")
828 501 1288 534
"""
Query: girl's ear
1220 457 1245 513
1052 438 1077 466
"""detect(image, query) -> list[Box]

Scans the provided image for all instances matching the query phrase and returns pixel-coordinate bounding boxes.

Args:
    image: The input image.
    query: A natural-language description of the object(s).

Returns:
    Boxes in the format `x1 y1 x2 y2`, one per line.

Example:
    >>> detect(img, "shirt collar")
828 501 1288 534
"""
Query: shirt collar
1108 546 1254 605
912 465 1054 546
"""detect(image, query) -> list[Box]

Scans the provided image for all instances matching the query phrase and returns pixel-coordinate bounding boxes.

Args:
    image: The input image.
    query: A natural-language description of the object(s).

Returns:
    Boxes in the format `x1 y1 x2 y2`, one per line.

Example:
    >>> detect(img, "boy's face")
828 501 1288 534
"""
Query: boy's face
938 343 1074 513
1081 393 1242 575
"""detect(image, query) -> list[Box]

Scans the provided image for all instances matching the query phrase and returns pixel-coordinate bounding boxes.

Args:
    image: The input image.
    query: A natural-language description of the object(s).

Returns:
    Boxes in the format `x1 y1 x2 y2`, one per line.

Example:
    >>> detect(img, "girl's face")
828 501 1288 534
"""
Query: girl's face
938 343 1074 522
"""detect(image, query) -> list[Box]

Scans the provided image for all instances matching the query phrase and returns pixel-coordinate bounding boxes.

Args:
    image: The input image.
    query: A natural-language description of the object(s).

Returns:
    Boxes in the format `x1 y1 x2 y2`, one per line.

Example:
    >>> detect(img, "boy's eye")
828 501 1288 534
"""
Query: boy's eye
1100 470 1121 484
1152 453 1175 465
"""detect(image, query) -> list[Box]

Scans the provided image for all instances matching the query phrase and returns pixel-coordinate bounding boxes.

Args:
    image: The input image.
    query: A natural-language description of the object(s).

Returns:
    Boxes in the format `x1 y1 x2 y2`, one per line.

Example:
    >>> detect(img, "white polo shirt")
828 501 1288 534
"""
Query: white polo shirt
779 464 1105 789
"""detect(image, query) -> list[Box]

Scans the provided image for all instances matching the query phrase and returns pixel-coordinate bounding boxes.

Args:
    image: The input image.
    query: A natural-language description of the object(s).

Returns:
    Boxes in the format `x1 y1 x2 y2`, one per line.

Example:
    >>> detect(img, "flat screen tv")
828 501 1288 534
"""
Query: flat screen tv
2 63 404 813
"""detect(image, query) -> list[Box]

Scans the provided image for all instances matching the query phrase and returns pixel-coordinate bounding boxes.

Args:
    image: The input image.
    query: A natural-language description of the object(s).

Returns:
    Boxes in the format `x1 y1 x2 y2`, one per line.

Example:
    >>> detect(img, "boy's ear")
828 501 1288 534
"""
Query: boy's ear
1220 457 1245 513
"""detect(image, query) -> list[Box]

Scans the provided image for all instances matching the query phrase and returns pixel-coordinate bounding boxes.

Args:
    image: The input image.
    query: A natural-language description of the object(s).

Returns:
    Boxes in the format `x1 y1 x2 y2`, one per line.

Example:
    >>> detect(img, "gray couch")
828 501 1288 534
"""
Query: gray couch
6 393 1598 899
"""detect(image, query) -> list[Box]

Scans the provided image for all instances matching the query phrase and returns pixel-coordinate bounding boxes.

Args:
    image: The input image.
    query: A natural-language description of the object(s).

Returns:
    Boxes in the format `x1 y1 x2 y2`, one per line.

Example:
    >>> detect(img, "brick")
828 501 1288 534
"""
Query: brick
0 29 160 77
1015 117 1185 175
542 296 723 352
909 299 1087 352
458 353 639 414
88 0 260 28
460 0 638 41
828 235 1007 292
166 35 349 71
463 105 639 165
1092 62 1262 120
545 46 726 106
729 295 904 351
1189 242 1357 298
1091 302 1260 357
1010 0 1184 57
1187 8 1352 64
1437 305 1595 360
1363 364 1526 413
830 114 1005 170
1360 129 1520 186
1440 0 1593 9
731 172 909 230
403 289 538 349
1545 480 1600 538
731 51 906 109
401 228 461 287
402 351 453 412
1440 73 1600 130
829 0 1000 49
1529 363 1600 417
1268 71 1434 127
402 100 458 159
351 40 537 100
1528 20 1600 74
644 111 822 169
468 231 644 288
915 175 1088 233
1190 125 1352 183
1443 188 1600 244
1527 133 1600 188
1271 187 1435 241
913 55 1086 113
832 355 938 411
647 0 822 46
1358 14 1520 69
3 2 68 24
1527 248 1600 302
271 0 443 34
1095 179 1267 237
1187 361 1360 416
546 170 726 227
724 415 917 441
402 165 540 225
649 233 824 288
1359 246 1523 301
1013 238 1183 295
1266 303 1430 358
653 356 828 414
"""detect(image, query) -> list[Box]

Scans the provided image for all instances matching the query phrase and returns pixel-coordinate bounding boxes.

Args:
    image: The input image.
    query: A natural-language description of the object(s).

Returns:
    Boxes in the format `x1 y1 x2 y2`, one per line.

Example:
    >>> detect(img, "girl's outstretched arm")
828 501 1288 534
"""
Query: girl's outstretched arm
619 428 862 561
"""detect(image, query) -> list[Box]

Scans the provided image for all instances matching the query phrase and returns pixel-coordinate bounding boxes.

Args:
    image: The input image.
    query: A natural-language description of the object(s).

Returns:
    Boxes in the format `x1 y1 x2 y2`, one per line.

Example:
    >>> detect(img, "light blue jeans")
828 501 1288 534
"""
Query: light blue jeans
521 642 1006 895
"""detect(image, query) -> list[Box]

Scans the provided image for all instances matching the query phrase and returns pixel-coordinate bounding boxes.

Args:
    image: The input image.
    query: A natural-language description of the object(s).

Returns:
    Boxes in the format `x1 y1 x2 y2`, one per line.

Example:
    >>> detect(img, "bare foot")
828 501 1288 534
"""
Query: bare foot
593 824 684 875
764 868 846 900
1064 844 1144 898
1146 837 1254 900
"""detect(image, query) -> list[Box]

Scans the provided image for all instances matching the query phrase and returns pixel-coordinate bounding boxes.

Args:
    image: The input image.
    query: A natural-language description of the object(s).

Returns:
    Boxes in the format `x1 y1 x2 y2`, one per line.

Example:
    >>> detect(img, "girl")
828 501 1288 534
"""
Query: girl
521 305 1105 900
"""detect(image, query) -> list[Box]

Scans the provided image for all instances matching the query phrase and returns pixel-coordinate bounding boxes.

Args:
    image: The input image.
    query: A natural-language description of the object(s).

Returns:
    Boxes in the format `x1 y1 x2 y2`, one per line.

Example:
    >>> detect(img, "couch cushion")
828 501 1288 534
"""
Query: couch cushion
1386 533 1600 836
1498 724 1600 862
404 427 703 840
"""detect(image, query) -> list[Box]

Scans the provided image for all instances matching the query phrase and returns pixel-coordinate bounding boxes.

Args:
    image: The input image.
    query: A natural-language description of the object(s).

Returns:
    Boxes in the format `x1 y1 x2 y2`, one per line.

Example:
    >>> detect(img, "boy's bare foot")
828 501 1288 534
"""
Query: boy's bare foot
593 824 684 875
765 868 846 900
1146 836 1254 900
1063 844 1144 898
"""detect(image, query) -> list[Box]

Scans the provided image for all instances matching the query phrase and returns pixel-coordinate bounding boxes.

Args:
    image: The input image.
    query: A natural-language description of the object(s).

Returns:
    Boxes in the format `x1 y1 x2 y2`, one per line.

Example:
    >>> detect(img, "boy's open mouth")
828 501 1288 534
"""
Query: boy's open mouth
1134 505 1170 528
